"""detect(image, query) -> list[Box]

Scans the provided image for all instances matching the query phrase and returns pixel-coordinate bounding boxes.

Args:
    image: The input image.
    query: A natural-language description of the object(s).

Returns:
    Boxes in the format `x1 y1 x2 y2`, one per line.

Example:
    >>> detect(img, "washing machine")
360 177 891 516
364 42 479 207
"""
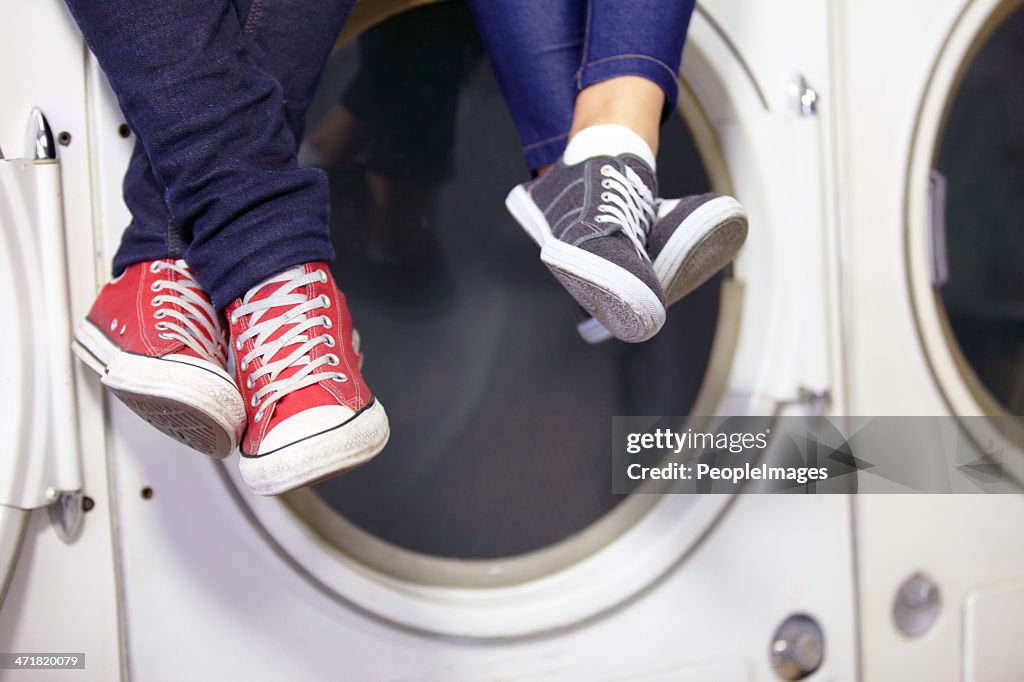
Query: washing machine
834 0 1024 680
0 0 1019 680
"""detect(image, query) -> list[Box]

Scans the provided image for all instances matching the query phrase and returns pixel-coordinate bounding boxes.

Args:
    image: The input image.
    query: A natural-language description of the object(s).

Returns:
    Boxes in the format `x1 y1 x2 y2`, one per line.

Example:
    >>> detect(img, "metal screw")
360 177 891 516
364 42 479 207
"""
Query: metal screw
44 487 59 503
789 75 819 117
893 573 941 637
57 131 72 146
82 496 95 513
771 614 825 680
140 487 154 500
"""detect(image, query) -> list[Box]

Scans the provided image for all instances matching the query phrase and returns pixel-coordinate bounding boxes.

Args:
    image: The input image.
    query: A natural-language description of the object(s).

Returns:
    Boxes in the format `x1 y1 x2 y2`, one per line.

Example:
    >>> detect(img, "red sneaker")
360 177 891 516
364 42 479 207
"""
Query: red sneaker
226 263 390 495
72 259 246 457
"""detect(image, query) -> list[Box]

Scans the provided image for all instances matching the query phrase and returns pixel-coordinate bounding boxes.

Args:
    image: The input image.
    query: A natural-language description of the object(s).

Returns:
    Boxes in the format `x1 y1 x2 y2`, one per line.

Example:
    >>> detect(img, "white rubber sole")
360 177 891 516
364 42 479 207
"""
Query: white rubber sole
505 184 551 246
654 195 748 305
239 399 390 496
574 196 749 344
72 320 245 458
507 184 665 343
541 240 665 342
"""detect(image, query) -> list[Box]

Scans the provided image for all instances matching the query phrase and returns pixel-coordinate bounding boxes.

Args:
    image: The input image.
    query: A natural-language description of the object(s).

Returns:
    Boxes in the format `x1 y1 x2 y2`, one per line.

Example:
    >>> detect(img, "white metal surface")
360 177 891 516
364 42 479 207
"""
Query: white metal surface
964 578 1024 681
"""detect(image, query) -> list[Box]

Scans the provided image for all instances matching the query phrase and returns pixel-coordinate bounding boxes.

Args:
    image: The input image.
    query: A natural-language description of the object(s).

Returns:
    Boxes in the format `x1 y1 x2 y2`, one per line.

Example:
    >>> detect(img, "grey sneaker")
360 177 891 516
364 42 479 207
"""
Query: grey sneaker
505 154 665 343
576 193 749 343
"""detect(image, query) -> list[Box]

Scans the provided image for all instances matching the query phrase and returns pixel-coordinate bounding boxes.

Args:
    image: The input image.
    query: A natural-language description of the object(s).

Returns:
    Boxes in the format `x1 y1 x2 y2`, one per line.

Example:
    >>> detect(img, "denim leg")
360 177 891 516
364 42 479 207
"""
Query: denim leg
232 0 356 143
64 0 351 309
578 0 695 115
112 0 354 283
468 0 586 171
111 140 184 275
470 1 695 171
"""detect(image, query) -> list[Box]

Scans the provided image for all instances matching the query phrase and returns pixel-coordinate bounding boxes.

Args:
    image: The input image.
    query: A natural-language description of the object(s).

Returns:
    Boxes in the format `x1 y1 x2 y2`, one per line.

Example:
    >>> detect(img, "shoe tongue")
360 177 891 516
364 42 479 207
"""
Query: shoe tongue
619 154 658 197
248 265 333 420
162 262 222 362
249 266 306 301
251 266 315 349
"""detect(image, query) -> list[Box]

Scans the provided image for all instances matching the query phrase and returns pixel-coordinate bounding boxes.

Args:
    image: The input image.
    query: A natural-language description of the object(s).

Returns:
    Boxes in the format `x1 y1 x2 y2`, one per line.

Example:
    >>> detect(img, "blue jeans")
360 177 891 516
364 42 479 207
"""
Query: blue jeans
468 0 695 171
63 0 354 309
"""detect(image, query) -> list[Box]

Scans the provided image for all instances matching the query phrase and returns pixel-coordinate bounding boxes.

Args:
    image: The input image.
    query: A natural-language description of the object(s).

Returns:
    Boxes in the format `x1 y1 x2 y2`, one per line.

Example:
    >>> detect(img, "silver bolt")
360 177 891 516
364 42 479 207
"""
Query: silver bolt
789 75 819 116
43 487 59 503
893 572 941 637
771 614 824 680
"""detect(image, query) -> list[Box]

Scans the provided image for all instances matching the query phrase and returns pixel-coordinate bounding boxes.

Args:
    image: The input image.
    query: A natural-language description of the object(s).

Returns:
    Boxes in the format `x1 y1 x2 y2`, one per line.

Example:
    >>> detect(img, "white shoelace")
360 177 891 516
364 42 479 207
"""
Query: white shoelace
594 164 656 260
229 267 347 422
149 260 226 365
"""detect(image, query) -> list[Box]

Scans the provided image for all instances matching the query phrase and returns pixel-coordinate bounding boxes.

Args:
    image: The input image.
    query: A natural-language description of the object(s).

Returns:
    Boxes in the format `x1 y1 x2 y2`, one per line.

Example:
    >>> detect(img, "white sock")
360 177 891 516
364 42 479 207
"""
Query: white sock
562 124 656 170
296 141 328 168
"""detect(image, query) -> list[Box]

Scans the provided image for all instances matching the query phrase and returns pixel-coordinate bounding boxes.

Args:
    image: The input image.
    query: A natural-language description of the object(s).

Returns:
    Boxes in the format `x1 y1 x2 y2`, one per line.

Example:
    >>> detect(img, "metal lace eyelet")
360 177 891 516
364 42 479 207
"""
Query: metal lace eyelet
149 262 162 273
158 333 171 340
240 360 248 372
319 270 328 284
601 192 613 202
234 338 243 351
250 395 258 408
326 353 339 366
253 409 264 423
150 297 162 307
320 294 330 308
331 374 348 383
601 165 614 175
109 319 118 331
323 335 336 348
153 309 166 319
322 317 333 330
154 322 167 330
150 281 163 292
245 377 254 390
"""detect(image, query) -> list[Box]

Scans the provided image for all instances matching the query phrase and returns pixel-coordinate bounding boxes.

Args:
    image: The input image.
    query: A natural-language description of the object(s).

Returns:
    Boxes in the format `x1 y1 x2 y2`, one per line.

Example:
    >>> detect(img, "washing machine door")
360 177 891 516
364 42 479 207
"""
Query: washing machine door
907 0 1024 482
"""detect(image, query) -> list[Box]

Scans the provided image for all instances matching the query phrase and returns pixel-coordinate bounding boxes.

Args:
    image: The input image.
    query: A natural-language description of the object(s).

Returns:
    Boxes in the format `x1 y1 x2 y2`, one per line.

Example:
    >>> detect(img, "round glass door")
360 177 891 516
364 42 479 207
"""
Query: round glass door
934 5 1024 416
291 0 730 572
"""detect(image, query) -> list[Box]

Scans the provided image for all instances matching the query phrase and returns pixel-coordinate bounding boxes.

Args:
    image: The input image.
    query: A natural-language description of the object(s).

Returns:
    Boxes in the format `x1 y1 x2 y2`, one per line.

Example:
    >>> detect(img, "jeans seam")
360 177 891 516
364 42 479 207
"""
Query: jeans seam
166 217 181 257
582 54 679 82
575 0 594 91
244 0 264 35
522 133 569 151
